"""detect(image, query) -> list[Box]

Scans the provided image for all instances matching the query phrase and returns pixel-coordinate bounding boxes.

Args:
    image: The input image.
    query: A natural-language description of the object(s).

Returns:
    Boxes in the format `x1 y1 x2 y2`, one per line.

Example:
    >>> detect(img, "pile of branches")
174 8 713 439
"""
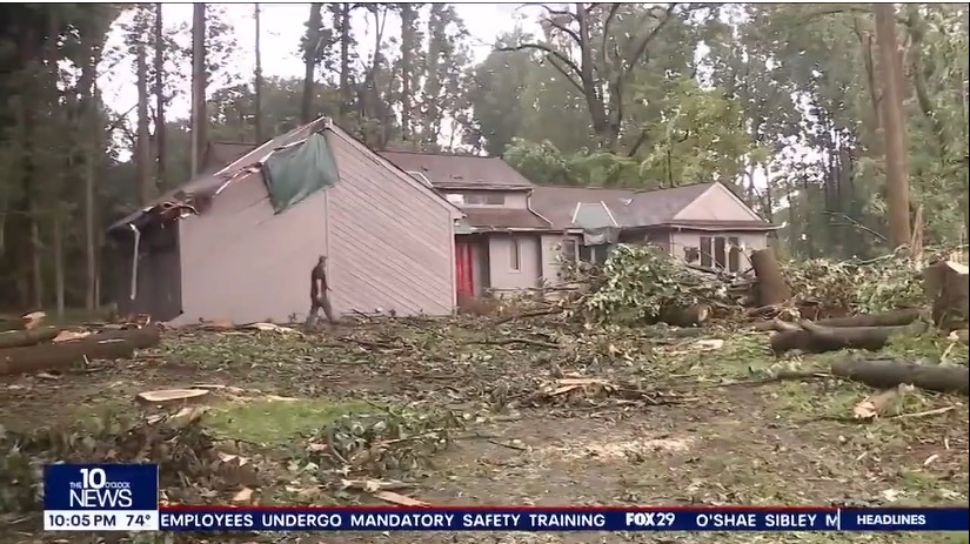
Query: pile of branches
781 254 925 317
0 311 161 376
0 413 224 512
575 245 741 325
306 406 461 479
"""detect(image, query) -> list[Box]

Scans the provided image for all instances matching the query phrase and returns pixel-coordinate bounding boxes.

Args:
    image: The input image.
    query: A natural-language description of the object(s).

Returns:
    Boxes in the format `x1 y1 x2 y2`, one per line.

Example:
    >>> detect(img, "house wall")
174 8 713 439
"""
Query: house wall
540 233 581 285
674 184 764 222
488 233 541 293
669 230 768 270
175 130 456 324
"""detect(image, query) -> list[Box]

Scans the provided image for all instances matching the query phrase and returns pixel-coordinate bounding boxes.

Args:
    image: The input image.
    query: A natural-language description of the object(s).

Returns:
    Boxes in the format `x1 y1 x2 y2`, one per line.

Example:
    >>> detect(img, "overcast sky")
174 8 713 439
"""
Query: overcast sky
99 3 536 121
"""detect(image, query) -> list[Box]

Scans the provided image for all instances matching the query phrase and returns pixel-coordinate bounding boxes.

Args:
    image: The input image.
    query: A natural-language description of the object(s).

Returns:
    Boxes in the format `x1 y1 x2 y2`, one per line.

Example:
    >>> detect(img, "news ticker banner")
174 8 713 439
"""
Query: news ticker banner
44 463 969 532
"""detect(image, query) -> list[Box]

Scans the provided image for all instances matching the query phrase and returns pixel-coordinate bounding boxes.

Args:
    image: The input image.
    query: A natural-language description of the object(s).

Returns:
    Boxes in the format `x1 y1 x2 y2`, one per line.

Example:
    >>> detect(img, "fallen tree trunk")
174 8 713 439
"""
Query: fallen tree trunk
831 357 969 396
0 317 25 332
813 308 922 328
924 260 970 330
91 326 162 349
0 326 161 376
750 249 791 306
659 304 710 327
755 309 922 332
770 320 926 355
0 326 59 349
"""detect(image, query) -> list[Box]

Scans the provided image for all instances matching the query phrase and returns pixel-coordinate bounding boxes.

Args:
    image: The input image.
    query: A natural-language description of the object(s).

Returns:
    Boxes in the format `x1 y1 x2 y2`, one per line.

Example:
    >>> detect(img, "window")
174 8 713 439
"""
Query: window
728 237 740 272
699 237 712 268
579 244 612 265
510 237 521 271
698 236 743 273
464 193 505 206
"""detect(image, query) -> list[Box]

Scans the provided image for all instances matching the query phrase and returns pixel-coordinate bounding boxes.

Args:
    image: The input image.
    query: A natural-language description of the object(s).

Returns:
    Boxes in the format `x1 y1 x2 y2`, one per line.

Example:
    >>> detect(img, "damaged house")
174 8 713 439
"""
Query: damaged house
107 118 462 324
379 151 778 297
529 182 779 273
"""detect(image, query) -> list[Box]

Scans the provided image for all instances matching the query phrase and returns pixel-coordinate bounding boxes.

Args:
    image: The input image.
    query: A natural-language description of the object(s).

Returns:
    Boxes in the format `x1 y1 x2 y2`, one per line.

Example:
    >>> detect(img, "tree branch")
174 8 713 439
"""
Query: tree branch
538 5 583 46
497 43 585 91
616 4 677 87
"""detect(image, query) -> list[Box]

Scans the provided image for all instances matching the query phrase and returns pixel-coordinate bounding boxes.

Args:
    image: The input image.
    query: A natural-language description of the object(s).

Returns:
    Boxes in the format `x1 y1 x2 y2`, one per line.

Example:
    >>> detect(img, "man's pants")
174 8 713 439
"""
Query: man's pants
306 295 335 329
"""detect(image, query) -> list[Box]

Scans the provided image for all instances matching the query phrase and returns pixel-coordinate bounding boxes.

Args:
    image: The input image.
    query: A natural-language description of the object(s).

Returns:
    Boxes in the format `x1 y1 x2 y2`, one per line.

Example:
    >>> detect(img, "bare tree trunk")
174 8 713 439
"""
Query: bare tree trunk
153 3 166 189
873 3 911 249
190 3 207 176
254 3 264 142
302 3 322 124
78 36 102 312
53 213 64 318
84 136 97 311
136 38 153 205
338 3 352 119
399 3 416 141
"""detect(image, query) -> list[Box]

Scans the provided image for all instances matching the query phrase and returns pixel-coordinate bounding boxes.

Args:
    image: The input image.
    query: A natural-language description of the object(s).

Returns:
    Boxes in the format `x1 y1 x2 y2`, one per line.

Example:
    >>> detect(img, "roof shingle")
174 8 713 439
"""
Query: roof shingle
461 208 552 230
380 151 534 189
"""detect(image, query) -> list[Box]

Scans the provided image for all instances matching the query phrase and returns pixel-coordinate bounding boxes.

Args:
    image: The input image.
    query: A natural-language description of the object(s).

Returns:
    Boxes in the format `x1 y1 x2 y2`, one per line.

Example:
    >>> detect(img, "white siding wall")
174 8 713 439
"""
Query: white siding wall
176 172 329 325
674 184 764 222
540 233 581 285
175 129 456 324
489 234 541 292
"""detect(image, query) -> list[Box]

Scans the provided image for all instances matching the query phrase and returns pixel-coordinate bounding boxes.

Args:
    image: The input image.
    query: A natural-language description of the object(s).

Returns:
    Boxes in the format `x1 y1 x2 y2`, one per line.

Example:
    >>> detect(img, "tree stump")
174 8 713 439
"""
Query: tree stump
751 249 792 306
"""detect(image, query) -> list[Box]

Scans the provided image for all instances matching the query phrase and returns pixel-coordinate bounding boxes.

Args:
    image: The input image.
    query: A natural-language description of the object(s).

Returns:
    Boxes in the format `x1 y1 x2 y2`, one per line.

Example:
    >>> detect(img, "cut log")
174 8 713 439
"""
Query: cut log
831 358 969 396
136 388 209 404
89 326 162 349
750 249 791 306
659 304 710 327
812 309 922 328
0 326 161 376
0 326 59 349
770 320 926 355
923 260 970 330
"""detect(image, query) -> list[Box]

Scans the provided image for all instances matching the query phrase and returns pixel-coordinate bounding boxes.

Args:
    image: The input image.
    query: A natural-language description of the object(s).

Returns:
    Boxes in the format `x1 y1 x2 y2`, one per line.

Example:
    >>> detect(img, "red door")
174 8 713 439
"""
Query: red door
455 238 474 299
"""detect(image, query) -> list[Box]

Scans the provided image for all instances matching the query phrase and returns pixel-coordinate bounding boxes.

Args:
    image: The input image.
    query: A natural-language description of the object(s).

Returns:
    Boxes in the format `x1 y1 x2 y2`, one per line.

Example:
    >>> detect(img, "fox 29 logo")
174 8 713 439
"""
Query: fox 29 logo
44 464 159 531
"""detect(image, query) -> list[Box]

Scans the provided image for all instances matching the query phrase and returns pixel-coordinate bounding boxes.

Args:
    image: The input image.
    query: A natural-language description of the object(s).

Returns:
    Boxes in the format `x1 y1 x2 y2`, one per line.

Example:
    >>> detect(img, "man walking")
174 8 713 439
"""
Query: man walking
306 255 335 330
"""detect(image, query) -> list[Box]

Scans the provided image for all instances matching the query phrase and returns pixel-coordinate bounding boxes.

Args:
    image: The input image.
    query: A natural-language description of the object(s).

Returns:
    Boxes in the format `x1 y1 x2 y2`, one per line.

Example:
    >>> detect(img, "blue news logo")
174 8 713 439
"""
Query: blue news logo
44 464 159 511
70 468 133 508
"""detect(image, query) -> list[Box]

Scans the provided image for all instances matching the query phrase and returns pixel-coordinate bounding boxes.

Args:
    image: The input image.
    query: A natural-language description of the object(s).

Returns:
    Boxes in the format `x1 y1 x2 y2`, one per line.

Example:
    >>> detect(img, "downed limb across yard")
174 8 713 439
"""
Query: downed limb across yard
0 326 60 349
770 320 927 355
831 357 969 396
0 326 161 375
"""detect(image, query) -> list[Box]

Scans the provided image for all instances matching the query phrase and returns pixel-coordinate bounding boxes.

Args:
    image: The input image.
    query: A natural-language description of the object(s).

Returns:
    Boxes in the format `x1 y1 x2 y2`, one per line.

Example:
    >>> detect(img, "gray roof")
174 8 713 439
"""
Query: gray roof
529 183 729 229
379 151 534 190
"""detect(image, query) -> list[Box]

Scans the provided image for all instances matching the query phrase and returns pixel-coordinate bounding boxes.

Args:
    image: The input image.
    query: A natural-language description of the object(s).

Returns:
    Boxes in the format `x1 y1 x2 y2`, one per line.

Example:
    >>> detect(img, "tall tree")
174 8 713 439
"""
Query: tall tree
254 3 264 142
190 2 207 176
329 3 356 119
500 4 710 152
301 3 323 124
153 3 166 187
874 3 911 248
135 17 153 204
399 3 418 141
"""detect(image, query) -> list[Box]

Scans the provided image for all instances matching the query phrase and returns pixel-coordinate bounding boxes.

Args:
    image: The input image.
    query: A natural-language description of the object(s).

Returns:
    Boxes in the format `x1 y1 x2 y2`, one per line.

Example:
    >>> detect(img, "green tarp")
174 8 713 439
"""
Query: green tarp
261 132 340 213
